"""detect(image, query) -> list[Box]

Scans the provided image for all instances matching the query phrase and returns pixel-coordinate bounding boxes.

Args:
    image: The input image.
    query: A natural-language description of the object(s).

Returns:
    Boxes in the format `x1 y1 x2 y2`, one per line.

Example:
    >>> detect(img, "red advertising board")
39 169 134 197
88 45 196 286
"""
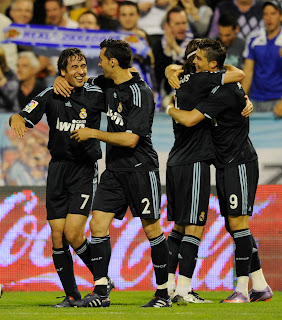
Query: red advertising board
0 185 281 291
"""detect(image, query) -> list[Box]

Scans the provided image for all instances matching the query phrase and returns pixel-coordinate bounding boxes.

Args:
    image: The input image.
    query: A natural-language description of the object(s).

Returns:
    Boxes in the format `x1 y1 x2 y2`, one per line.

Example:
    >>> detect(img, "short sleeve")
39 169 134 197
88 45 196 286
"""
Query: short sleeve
19 88 51 128
126 85 154 136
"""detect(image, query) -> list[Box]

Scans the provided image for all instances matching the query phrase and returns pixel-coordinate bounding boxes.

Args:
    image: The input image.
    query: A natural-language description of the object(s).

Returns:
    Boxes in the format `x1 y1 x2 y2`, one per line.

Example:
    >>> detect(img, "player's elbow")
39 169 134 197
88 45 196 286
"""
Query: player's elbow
238 70 245 82
127 134 139 148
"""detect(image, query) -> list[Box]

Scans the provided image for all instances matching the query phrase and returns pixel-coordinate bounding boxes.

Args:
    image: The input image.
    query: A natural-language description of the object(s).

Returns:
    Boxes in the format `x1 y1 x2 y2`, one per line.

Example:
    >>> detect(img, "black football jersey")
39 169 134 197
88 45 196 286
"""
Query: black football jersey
196 82 258 168
19 83 105 163
88 73 159 171
167 71 225 166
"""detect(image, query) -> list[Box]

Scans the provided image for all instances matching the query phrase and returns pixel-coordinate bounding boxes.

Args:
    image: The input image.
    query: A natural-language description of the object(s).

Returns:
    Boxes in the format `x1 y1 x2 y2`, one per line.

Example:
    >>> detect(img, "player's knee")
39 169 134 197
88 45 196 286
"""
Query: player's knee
64 228 84 247
90 218 108 237
51 230 64 248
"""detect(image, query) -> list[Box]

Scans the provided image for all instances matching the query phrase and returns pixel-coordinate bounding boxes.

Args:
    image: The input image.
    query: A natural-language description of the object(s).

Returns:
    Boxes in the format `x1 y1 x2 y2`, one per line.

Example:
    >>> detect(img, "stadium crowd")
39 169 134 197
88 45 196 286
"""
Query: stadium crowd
0 0 281 115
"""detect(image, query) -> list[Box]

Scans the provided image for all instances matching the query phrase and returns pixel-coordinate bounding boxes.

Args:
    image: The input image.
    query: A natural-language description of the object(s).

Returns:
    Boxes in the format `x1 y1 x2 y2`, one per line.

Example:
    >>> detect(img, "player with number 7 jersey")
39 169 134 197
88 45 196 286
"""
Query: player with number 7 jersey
9 48 108 307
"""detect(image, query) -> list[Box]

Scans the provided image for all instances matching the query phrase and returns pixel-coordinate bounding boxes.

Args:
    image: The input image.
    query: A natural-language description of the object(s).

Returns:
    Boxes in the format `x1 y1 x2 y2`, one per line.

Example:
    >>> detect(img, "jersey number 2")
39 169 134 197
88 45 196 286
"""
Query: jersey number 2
141 198 151 214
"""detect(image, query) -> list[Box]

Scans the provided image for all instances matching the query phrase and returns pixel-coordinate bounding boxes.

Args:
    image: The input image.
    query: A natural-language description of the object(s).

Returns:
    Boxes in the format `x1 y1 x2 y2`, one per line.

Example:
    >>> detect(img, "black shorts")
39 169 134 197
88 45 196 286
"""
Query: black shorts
216 160 259 217
166 162 210 226
92 169 161 220
46 160 98 220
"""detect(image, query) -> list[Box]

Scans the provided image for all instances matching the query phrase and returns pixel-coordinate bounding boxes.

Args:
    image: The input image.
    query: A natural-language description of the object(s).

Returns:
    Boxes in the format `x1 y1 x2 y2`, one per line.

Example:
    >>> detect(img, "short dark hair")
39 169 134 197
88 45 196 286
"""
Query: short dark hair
119 1 140 14
45 0 64 7
183 39 202 73
78 10 99 22
166 6 186 23
218 13 239 29
100 38 132 69
57 48 87 76
197 38 226 69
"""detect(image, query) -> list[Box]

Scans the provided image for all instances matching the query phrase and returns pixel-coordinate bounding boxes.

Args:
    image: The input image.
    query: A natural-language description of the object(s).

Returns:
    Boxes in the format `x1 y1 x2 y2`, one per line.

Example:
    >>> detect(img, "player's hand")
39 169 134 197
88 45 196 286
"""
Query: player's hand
71 127 95 142
273 99 282 118
165 65 183 89
10 114 27 138
241 95 253 118
53 76 73 97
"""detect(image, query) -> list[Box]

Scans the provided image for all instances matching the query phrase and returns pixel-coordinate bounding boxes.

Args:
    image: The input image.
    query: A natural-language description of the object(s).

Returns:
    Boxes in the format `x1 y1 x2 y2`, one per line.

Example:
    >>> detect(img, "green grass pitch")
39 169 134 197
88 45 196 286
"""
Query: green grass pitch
0 291 281 320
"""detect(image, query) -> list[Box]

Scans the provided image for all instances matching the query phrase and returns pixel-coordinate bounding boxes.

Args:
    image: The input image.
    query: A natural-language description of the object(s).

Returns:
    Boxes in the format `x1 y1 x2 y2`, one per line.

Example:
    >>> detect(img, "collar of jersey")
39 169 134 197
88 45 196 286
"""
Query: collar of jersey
116 72 141 90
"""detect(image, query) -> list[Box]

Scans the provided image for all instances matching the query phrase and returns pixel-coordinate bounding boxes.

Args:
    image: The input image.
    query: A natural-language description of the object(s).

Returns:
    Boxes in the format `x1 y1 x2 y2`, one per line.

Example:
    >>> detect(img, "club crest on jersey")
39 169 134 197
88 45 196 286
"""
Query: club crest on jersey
280 48 282 57
79 108 87 119
23 100 38 113
199 211 205 222
117 102 123 113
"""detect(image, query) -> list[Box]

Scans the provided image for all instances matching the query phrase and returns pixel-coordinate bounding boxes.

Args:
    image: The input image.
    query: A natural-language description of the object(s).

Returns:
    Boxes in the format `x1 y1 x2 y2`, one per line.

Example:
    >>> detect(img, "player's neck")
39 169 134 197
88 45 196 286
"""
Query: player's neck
112 69 133 85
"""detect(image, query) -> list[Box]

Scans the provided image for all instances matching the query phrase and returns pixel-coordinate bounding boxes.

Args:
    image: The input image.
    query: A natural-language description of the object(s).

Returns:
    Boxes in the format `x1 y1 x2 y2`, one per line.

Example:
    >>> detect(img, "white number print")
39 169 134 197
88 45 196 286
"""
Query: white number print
80 194 90 209
141 198 151 214
229 194 238 209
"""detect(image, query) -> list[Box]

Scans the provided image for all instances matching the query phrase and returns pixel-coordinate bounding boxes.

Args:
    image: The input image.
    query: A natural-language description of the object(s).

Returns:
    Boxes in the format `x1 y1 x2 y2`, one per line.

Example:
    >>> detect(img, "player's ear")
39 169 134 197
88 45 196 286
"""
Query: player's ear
61 69 66 77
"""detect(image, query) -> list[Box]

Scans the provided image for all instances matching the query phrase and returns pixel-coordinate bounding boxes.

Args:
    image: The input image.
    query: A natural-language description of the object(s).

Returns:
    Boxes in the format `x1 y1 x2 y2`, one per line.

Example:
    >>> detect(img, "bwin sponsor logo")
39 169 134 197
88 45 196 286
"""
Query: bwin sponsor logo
107 108 124 126
180 74 190 84
56 118 86 132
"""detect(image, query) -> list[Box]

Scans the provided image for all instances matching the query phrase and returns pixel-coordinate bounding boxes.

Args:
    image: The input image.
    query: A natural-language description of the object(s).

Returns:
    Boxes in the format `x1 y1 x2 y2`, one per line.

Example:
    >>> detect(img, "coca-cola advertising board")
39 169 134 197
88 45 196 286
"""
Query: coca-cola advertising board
0 185 281 291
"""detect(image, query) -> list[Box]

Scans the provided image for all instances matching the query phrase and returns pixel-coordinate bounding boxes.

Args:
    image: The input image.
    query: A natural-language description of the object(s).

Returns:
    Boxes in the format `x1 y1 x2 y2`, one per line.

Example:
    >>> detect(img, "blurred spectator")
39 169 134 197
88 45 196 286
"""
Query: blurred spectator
0 47 20 112
216 13 245 68
0 13 18 72
45 0 78 27
10 0 33 24
118 1 156 90
9 0 34 53
153 5 193 104
170 0 213 37
17 51 45 109
78 8 99 28
37 0 79 84
209 0 264 40
137 0 170 46
96 0 120 30
77 10 101 77
242 0 282 116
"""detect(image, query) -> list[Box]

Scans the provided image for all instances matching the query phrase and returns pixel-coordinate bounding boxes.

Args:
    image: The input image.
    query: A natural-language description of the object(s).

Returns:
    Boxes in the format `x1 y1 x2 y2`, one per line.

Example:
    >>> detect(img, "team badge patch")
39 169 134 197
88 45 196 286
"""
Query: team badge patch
79 108 87 119
22 100 38 113
280 48 282 57
117 102 123 113
199 211 205 222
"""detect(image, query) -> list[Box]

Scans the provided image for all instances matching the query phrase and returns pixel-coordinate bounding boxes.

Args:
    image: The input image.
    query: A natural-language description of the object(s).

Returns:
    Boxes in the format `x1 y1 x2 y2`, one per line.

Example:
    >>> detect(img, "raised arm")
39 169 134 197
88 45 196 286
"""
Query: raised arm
241 59 255 94
224 65 245 83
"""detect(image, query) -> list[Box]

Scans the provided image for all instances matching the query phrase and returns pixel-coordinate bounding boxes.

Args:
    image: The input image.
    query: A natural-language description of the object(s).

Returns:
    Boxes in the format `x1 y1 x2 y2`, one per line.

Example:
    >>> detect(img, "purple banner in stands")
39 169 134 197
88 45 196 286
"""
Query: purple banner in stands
3 24 150 58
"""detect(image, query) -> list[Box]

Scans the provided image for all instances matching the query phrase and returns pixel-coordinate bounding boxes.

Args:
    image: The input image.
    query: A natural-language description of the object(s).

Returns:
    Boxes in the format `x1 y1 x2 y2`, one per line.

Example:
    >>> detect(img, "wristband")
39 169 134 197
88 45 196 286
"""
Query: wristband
166 103 174 114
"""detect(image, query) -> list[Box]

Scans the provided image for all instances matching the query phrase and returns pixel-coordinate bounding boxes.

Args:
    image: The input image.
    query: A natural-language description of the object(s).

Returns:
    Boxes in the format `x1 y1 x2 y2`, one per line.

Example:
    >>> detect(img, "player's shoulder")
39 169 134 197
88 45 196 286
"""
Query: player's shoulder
34 86 54 99
83 82 103 94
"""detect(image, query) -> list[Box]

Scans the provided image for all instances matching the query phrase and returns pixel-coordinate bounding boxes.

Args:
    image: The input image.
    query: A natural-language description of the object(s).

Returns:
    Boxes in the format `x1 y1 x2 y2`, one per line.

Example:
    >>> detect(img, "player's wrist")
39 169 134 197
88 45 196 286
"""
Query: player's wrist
166 103 174 114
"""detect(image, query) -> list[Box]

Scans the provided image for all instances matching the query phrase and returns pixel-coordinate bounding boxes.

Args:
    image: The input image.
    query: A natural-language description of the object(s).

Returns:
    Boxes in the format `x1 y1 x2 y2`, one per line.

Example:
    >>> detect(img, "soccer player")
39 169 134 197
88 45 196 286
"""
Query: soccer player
0 284 3 298
165 39 246 303
54 39 171 308
166 38 273 303
9 48 113 307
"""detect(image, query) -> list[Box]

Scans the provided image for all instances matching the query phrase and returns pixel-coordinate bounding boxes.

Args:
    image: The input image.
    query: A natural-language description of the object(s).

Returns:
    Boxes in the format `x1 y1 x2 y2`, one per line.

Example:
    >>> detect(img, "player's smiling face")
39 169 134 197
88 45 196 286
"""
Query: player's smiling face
193 49 215 73
98 48 114 79
61 55 87 88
